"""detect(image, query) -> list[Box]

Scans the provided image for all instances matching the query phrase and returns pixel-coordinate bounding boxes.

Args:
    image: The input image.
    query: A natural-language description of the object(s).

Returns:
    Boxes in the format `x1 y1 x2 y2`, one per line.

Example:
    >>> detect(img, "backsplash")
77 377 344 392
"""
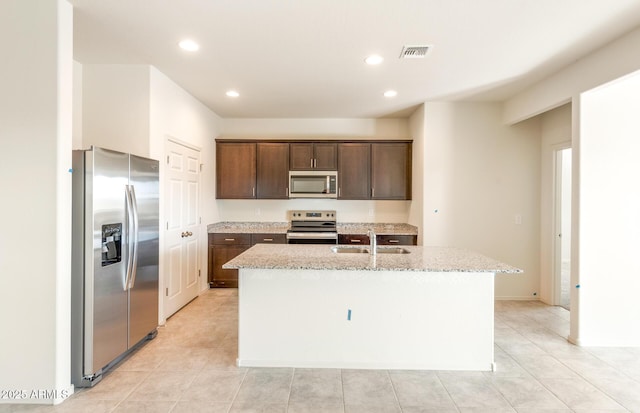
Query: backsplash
216 199 411 223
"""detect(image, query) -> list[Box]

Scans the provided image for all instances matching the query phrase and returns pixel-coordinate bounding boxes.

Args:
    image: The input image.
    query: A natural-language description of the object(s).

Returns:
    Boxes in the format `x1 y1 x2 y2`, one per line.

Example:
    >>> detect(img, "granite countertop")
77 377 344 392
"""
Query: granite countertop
207 221 418 235
207 222 290 234
223 244 522 273
338 223 417 235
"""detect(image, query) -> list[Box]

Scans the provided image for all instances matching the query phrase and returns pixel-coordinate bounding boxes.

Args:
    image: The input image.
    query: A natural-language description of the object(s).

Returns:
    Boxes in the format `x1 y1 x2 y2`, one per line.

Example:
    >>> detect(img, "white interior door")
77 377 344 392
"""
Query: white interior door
164 139 201 318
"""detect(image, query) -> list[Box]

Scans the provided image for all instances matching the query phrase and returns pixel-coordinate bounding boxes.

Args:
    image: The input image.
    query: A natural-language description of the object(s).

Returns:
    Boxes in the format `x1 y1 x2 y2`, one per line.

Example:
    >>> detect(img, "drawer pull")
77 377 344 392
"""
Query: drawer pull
350 239 361 243
388 239 400 243
224 238 235 241
263 238 273 242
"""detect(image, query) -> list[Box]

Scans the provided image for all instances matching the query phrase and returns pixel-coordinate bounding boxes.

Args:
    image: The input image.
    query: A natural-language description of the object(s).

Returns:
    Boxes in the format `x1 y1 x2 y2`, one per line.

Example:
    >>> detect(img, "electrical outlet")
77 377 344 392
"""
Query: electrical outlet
368 208 374 217
515 214 522 225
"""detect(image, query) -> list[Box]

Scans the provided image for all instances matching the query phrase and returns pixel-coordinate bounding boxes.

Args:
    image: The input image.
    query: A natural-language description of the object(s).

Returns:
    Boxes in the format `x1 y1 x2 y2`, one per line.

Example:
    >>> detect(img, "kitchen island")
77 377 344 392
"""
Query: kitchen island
223 244 521 371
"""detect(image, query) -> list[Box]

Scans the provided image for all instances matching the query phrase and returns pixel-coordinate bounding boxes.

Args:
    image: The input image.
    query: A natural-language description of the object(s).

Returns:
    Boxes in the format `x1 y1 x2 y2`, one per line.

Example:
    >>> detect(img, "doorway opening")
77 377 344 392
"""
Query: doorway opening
554 147 572 310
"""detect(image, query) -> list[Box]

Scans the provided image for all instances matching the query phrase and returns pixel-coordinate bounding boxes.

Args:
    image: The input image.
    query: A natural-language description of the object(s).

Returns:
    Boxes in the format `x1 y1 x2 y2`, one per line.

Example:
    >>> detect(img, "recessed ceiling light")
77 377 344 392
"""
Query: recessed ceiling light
179 39 200 52
226 90 240 98
365 54 384 65
384 90 397 98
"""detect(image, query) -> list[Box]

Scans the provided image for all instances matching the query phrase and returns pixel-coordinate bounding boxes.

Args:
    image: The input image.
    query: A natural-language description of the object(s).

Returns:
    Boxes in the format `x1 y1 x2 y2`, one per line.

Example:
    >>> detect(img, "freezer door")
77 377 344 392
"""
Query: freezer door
87 147 130 375
128 154 160 346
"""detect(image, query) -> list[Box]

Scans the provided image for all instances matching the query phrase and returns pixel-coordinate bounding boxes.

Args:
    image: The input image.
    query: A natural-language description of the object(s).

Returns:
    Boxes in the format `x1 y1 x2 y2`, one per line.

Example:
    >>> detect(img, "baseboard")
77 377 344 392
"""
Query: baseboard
495 296 540 301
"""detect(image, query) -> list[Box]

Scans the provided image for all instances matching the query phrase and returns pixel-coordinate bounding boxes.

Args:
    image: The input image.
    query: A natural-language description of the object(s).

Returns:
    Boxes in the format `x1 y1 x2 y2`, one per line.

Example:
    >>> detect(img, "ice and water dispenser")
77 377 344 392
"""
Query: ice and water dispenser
101 223 122 266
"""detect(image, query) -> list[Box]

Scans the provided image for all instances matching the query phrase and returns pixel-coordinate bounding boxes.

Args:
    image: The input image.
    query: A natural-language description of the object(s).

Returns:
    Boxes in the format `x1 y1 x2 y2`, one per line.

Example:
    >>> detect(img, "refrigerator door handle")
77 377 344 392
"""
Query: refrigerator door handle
124 185 135 290
128 185 140 289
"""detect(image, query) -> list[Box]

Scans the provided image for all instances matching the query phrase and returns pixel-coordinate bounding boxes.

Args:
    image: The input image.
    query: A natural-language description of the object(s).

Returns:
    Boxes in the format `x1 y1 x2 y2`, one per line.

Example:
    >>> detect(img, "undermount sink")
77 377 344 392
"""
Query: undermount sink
330 246 410 254
331 246 369 254
376 247 410 254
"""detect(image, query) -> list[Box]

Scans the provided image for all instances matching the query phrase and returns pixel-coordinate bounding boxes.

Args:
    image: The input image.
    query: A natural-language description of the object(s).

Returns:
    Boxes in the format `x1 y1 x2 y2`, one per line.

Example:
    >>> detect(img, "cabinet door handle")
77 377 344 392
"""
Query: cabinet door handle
388 239 400 243
372 188 375 198
314 158 317 168
350 239 361 243
286 187 289 197
252 187 255 197
338 187 341 197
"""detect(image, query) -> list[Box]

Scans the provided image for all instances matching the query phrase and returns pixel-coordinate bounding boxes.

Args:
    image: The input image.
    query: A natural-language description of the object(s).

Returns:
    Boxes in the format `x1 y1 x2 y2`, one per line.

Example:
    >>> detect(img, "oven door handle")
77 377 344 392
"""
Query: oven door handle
286 232 338 240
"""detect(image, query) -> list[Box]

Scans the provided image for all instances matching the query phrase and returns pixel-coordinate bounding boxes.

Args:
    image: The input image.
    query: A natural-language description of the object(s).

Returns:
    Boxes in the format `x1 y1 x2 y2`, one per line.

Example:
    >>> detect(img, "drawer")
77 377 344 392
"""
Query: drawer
251 233 286 245
377 234 417 246
211 233 252 245
338 234 369 245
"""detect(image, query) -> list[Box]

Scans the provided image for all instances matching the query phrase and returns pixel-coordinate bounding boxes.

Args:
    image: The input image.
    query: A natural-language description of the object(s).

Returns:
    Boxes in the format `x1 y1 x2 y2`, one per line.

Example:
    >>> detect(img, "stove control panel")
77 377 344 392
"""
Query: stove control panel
289 210 336 221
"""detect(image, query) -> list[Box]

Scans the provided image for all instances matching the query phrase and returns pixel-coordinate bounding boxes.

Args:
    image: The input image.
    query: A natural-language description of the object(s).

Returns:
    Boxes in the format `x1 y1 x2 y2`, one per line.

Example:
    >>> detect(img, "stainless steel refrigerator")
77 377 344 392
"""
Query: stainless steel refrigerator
71 147 159 387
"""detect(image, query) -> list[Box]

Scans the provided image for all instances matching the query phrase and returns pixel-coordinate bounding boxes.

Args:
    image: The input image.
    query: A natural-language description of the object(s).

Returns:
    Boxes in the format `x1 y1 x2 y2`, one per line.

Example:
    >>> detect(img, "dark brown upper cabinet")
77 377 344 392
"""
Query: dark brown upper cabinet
256 143 289 199
216 142 256 199
337 143 371 199
216 139 411 200
371 142 412 200
290 142 337 170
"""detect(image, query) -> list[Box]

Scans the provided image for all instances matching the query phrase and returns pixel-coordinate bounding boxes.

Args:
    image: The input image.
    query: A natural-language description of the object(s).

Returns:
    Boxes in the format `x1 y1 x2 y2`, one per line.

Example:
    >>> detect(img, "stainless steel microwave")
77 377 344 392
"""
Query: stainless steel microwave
289 171 338 198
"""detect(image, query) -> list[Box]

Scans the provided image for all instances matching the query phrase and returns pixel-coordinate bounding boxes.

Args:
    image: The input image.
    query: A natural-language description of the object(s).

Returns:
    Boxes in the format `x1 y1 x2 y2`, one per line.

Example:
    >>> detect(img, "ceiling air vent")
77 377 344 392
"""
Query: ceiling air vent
399 45 431 59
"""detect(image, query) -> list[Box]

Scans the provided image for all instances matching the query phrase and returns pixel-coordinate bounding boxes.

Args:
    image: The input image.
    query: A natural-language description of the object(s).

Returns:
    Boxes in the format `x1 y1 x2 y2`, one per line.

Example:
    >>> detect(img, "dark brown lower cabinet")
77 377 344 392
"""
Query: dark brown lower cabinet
338 234 370 245
208 233 251 288
251 233 287 245
377 234 417 245
338 234 417 246
208 232 287 288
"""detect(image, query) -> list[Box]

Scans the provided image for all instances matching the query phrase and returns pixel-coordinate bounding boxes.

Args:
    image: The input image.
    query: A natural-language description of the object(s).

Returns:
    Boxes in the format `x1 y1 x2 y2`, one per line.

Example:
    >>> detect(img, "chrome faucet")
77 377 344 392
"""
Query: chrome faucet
367 228 377 255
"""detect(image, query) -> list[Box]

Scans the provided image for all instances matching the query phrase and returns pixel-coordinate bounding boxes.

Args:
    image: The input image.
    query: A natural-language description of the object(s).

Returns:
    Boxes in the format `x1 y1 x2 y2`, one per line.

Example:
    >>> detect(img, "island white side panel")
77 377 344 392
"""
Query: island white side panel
238 269 494 370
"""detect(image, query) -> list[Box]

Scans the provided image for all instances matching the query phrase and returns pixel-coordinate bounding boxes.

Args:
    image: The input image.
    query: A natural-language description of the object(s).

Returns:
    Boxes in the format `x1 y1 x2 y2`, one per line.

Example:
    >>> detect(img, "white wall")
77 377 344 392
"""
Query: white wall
78 63 224 314
221 118 410 139
422 102 541 300
72 60 83 149
217 199 411 223
504 26 640 124
82 64 151 156
0 0 73 404
217 117 412 223
149 67 222 296
572 70 640 346
538 104 572 303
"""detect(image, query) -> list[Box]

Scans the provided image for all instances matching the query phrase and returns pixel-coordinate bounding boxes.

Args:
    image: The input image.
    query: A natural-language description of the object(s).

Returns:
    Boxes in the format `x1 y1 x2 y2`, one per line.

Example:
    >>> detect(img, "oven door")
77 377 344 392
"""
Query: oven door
286 232 338 244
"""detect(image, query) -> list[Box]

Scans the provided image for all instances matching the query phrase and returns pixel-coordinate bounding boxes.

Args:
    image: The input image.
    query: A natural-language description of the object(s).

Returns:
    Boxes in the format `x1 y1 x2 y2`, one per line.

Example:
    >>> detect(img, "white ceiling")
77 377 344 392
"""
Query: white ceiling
69 0 640 118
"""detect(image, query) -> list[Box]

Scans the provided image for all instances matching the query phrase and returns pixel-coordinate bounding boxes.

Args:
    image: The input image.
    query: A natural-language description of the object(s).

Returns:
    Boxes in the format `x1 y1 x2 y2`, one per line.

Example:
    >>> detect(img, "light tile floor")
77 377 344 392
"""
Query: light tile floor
4 289 640 412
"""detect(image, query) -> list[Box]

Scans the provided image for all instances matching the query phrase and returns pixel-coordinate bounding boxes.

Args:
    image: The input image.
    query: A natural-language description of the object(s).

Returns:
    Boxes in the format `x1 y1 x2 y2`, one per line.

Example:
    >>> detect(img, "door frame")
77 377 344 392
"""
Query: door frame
551 144 572 307
159 136 202 324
